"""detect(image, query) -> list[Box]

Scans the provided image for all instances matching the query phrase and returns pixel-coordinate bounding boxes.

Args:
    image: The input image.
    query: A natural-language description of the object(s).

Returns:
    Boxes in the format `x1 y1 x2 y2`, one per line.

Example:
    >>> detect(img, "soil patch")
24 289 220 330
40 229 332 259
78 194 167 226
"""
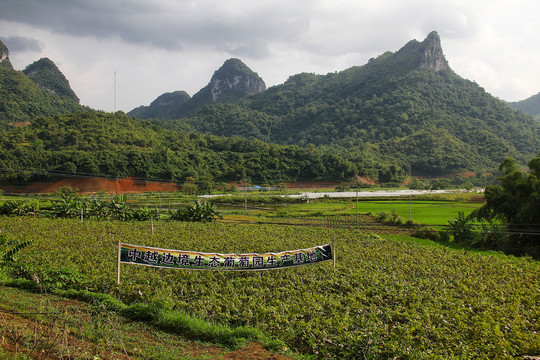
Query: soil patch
2 177 181 194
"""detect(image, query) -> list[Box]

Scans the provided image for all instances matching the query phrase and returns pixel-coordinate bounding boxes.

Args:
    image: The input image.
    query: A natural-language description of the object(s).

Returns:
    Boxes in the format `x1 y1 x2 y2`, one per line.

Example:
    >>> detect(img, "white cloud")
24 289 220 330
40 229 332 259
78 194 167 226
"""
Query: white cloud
1 0 539 110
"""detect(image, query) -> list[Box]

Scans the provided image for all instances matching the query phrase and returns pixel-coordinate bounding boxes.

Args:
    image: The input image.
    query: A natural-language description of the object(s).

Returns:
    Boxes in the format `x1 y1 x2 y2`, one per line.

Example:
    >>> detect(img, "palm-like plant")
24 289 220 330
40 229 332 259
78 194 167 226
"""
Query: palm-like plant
169 200 222 222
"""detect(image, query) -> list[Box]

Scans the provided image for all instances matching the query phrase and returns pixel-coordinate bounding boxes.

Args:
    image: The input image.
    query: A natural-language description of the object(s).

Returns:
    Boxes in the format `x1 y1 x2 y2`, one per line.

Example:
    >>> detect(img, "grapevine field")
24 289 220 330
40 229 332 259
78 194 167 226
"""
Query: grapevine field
1 216 539 359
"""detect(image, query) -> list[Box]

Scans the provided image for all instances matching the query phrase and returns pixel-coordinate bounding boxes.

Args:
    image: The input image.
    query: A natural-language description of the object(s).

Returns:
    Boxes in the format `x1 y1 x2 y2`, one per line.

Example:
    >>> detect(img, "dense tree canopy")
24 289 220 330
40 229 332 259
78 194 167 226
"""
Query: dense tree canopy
153 37 540 177
473 154 540 255
23 58 79 102
0 68 86 127
0 112 357 185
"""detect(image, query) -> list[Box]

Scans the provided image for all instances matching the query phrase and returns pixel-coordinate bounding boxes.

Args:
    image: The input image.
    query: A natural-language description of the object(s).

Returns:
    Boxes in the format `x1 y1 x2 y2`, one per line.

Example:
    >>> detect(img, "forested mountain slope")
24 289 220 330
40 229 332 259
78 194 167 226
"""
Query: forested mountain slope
509 92 540 120
23 57 79 102
128 58 266 119
0 40 13 70
0 112 356 185
0 41 86 127
160 32 540 176
0 67 86 127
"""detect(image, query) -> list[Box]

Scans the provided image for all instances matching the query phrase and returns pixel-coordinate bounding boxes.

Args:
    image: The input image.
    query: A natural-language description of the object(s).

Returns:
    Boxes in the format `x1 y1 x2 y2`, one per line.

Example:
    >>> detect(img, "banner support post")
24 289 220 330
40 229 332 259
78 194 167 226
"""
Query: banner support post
117 240 121 284
332 239 336 268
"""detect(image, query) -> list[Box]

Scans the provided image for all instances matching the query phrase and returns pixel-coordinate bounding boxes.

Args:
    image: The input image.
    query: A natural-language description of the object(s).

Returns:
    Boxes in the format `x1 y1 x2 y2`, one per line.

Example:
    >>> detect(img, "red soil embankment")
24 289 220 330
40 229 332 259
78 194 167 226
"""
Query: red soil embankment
2 177 180 194
3 175 378 194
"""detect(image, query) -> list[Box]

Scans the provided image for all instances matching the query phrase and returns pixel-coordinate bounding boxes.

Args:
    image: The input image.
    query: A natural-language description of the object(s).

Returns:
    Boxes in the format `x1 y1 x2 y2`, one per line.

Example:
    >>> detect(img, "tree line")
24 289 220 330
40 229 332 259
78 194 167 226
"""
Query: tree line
0 111 357 186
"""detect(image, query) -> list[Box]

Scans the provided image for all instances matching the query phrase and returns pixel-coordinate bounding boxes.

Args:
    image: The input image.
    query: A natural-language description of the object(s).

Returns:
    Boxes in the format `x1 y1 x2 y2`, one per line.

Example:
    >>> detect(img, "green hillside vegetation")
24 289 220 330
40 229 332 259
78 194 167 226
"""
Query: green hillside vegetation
128 58 266 119
2 31 539 184
0 40 13 70
23 57 79 101
128 90 192 119
509 92 540 120
0 111 356 185
0 67 85 127
155 32 540 177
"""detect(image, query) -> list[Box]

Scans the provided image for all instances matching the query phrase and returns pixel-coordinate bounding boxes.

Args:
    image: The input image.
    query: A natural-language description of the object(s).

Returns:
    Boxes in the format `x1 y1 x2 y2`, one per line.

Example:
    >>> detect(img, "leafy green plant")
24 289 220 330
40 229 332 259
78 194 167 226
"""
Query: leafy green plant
86 198 109 220
473 223 508 249
411 226 439 240
0 233 33 263
446 211 476 244
51 193 82 218
131 206 160 221
1 217 539 359
106 194 134 221
375 210 404 225
169 200 223 222
472 155 540 256
0 200 34 216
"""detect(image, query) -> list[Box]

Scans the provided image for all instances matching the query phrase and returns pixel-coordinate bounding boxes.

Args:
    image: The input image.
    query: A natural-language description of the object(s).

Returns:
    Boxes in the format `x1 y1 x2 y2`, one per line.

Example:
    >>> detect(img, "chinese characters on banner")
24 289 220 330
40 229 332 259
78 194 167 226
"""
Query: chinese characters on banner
119 243 333 270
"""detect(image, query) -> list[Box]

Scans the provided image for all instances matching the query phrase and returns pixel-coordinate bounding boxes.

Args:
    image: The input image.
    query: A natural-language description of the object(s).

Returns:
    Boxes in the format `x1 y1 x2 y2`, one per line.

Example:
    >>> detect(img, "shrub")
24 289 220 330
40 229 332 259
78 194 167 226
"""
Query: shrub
0 233 33 263
411 227 439 241
446 211 476 244
375 211 404 225
169 200 223 222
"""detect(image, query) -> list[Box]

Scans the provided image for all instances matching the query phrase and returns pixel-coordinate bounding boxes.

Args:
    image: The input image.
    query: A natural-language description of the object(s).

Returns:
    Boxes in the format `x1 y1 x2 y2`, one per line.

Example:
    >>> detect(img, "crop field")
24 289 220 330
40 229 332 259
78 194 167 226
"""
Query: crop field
348 199 482 226
0 216 538 359
264 197 483 228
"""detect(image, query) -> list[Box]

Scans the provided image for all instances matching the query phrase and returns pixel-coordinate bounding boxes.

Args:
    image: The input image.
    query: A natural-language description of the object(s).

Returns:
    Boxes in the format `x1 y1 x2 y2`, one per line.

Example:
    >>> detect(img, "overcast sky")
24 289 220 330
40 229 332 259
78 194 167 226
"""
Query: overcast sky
1 0 539 113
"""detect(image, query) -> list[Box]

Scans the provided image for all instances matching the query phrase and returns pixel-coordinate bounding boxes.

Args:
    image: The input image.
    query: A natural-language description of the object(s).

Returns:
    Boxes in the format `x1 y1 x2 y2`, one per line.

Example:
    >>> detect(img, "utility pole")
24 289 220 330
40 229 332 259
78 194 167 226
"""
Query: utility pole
356 184 359 227
409 195 412 223
244 180 248 215
114 70 117 112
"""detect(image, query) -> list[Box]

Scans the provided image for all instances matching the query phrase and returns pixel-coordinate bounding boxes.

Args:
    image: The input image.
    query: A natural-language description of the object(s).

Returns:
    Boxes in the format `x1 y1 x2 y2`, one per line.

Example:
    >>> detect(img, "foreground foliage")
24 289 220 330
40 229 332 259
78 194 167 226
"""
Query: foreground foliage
0 217 538 359
0 286 287 360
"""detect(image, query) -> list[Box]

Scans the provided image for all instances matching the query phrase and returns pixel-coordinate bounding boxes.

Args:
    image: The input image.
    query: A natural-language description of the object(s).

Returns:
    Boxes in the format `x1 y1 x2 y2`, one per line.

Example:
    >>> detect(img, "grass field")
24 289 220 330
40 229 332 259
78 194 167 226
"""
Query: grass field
349 199 482 226
261 197 483 229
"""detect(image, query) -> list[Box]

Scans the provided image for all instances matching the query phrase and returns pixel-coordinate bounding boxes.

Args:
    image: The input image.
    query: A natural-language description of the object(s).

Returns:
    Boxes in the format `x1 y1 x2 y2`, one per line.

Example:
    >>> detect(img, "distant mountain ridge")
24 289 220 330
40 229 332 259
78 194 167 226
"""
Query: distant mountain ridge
0 41 86 126
0 40 14 70
154 31 540 178
23 57 79 102
2 32 539 182
128 58 266 119
509 92 540 120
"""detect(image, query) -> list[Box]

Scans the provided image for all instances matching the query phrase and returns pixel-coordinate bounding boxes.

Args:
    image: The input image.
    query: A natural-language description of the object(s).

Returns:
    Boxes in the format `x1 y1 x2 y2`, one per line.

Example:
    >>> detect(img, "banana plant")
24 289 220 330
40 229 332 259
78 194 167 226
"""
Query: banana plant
169 200 222 222
51 194 83 218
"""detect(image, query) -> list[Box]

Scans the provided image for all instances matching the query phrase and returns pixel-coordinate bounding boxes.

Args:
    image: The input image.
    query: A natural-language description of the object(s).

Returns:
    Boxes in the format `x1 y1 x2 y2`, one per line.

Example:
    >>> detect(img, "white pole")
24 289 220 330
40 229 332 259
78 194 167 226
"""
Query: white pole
114 70 117 112
117 240 121 285
332 240 336 269
356 186 359 227
244 182 248 215
409 195 412 223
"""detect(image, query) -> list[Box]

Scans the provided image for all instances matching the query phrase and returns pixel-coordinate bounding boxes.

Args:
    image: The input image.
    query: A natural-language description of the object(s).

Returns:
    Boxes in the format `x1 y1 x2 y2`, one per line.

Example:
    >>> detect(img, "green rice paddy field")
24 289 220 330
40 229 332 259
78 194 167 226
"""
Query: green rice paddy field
266 198 483 228
351 199 482 226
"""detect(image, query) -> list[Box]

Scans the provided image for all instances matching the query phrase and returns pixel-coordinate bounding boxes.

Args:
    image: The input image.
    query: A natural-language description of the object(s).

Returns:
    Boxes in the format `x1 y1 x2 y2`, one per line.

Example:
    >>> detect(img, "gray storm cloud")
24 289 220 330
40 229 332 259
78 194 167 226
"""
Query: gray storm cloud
0 0 310 58
0 36 44 53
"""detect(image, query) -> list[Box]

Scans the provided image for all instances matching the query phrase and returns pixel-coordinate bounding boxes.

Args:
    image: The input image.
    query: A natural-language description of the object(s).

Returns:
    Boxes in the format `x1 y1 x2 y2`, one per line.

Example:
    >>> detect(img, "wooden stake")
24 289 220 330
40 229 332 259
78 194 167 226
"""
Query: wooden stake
332 240 336 268
151 216 154 236
117 240 121 285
